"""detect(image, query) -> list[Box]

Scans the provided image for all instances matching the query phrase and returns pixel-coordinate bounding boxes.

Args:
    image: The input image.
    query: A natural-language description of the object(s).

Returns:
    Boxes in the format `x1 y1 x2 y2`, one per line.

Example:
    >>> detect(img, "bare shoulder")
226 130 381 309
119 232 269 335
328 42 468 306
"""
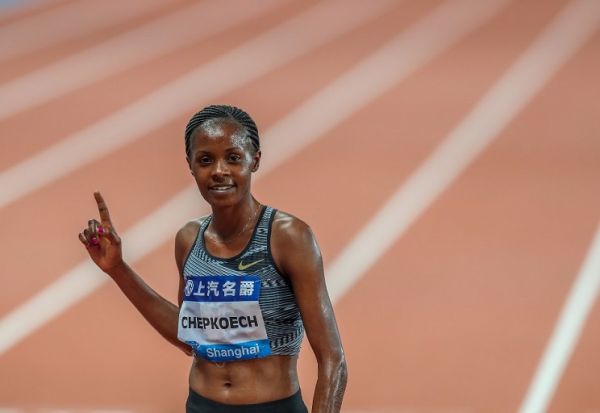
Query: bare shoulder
271 209 315 245
271 210 322 278
175 216 209 273
176 216 208 242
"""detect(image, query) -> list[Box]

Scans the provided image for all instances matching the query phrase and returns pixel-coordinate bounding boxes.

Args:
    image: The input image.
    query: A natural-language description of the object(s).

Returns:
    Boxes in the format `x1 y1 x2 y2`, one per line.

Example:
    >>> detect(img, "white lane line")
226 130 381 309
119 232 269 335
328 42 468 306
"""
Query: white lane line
0 0 288 121
0 0 169 61
0 0 507 355
326 0 600 305
0 0 396 210
519 222 600 413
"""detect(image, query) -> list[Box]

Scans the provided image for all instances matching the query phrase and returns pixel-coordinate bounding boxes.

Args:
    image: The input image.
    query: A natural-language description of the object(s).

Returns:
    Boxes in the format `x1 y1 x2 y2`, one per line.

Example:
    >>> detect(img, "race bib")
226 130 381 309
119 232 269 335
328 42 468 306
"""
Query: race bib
177 275 271 362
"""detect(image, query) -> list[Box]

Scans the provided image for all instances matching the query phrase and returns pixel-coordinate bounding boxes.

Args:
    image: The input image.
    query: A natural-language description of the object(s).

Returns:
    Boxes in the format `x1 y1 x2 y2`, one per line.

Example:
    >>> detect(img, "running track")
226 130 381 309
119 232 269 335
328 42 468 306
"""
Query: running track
0 1 599 412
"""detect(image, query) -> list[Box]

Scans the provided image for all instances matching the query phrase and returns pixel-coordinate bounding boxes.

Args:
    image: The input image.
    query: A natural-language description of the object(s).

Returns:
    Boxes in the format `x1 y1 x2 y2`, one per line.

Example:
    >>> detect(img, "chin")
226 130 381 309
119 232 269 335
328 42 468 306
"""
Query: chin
208 198 236 209
206 193 242 209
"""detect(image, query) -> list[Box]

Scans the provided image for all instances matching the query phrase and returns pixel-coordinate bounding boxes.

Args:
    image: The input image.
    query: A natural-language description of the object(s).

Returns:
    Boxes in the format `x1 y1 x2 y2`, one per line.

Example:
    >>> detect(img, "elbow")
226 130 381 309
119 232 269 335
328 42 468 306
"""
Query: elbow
317 346 346 366
173 339 194 357
318 348 348 379
181 345 194 357
331 350 347 371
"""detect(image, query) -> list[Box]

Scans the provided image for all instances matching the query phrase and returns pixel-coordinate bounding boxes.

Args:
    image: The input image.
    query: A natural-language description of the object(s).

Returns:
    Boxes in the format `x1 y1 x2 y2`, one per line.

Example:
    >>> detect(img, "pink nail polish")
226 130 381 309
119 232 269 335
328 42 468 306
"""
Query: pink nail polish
92 236 98 245
98 226 104 234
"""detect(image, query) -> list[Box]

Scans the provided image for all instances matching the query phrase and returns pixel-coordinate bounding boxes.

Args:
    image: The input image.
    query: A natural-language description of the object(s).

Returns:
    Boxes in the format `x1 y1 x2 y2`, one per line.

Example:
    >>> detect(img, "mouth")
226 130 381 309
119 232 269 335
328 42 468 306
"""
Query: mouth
209 184 235 193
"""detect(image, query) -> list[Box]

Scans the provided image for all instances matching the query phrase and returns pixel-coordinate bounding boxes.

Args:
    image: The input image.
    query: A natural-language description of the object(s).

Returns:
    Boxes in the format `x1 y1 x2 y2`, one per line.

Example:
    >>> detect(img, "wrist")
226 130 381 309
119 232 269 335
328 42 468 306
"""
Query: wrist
105 260 129 279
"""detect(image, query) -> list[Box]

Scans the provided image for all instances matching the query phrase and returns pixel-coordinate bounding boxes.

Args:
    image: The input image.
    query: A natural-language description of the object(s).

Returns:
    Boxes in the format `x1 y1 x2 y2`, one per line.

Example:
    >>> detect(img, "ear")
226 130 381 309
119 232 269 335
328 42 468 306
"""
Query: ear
186 156 193 175
251 150 261 172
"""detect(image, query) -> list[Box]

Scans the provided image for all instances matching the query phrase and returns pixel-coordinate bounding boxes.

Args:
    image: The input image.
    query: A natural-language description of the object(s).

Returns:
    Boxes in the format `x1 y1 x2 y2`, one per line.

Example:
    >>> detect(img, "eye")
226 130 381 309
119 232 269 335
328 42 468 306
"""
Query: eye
228 153 242 162
197 155 212 165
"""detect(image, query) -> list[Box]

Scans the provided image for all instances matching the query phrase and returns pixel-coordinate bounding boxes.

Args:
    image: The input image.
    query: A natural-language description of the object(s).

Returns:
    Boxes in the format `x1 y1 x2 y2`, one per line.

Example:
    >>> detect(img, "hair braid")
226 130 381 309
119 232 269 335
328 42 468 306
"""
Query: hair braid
184 105 259 159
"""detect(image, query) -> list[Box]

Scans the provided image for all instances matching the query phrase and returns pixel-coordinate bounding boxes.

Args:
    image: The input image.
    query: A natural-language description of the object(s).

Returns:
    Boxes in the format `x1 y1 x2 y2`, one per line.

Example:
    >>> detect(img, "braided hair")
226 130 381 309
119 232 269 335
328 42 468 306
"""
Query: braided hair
184 105 259 159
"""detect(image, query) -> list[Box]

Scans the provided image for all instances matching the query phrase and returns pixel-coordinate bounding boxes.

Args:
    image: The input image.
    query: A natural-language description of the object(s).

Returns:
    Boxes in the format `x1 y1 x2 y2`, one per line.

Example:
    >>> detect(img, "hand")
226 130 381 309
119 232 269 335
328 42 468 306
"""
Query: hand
78 191 124 275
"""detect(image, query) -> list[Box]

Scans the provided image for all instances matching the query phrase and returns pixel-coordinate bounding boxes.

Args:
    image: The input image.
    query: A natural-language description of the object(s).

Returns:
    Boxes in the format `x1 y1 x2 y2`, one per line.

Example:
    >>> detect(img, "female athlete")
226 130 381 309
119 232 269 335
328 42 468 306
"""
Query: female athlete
78 105 348 412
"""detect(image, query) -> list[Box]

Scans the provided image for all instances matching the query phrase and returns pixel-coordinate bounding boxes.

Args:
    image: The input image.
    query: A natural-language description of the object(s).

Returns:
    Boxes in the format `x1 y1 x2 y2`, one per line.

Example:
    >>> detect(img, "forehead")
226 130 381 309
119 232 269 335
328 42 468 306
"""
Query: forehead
190 118 249 151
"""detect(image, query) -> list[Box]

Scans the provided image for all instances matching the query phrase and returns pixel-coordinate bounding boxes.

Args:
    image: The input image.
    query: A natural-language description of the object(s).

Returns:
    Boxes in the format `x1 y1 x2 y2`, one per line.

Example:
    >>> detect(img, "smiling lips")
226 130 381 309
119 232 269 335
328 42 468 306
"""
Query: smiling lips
209 184 235 192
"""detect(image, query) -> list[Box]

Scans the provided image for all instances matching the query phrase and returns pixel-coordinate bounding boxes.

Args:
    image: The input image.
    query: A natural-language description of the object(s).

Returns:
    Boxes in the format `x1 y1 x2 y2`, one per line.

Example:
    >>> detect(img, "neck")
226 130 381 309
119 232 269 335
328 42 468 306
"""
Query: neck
209 196 260 240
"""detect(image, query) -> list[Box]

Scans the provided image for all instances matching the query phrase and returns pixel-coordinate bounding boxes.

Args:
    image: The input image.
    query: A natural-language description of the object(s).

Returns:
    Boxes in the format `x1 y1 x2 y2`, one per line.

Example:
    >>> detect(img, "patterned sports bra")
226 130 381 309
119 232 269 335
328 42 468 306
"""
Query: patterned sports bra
177 206 304 362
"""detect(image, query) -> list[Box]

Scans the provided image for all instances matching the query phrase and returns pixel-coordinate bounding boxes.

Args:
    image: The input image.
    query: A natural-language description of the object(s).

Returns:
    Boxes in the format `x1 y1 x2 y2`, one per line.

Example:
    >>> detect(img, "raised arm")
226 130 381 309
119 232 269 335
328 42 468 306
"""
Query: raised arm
271 212 348 413
78 191 192 355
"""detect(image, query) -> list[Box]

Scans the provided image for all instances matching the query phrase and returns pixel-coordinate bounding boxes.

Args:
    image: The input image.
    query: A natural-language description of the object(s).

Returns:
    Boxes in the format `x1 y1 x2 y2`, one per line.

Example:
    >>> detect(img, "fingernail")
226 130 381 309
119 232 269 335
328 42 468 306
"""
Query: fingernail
97 226 104 234
91 236 98 245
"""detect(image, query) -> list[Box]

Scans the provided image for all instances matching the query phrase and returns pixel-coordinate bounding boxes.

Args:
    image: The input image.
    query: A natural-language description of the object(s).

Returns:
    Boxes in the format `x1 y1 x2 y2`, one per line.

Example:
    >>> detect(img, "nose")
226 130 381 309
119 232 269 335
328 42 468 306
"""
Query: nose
212 158 230 180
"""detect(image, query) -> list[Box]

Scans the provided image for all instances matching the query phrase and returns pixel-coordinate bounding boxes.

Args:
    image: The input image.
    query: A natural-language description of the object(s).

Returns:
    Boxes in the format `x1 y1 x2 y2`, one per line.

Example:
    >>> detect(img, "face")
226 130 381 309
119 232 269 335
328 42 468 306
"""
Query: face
187 119 260 208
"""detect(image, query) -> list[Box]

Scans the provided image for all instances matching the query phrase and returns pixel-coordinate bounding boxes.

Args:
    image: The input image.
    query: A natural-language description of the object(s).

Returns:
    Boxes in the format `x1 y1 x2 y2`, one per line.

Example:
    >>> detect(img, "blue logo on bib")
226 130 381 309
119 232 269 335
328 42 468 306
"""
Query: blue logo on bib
183 275 260 302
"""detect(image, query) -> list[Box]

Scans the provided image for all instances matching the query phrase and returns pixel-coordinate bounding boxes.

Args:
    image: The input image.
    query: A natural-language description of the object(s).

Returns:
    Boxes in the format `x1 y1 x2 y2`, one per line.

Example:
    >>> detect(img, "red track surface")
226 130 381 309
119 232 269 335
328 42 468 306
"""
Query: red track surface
0 1 599 412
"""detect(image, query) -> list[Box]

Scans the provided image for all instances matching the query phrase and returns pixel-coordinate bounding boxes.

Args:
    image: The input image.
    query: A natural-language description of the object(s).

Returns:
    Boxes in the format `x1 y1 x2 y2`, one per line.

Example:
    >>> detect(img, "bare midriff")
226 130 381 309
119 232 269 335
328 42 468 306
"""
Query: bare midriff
189 354 300 404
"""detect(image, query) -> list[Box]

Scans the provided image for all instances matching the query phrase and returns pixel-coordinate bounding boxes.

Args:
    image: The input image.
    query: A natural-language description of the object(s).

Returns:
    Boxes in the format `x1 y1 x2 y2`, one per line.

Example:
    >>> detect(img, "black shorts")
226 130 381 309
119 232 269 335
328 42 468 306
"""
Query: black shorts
186 388 308 413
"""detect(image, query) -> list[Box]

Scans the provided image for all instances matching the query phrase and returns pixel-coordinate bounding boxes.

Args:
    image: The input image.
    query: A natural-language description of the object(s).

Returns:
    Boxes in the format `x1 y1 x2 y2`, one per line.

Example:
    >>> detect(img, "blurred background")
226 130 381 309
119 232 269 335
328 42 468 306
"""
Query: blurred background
0 0 599 412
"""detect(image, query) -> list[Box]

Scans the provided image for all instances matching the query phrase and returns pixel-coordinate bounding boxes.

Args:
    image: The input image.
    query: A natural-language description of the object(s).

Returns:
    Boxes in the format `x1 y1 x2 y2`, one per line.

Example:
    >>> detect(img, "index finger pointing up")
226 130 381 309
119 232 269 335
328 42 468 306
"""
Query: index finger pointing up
94 191 112 225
